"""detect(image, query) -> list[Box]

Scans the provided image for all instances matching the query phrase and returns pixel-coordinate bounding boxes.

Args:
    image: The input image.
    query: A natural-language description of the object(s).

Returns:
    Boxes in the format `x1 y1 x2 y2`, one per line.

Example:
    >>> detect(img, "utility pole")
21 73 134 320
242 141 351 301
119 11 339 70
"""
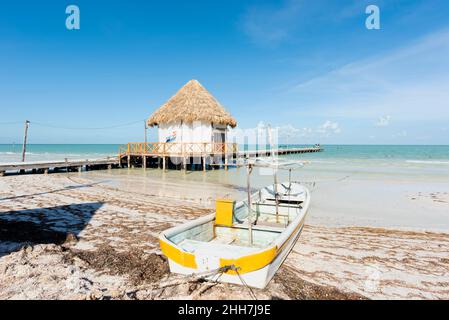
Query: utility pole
21 120 30 162
144 120 148 144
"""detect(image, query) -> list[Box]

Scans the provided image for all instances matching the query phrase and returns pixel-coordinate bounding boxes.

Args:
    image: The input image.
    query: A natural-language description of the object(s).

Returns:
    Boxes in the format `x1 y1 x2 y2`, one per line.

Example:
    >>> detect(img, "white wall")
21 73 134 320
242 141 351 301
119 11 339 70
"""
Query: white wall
158 121 217 143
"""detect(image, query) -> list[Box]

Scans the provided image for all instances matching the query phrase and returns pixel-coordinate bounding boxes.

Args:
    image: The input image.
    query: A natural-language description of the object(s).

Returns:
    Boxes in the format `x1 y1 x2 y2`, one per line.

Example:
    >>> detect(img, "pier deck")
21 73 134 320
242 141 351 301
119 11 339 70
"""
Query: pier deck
0 157 120 176
0 145 322 176
237 147 322 158
119 142 322 171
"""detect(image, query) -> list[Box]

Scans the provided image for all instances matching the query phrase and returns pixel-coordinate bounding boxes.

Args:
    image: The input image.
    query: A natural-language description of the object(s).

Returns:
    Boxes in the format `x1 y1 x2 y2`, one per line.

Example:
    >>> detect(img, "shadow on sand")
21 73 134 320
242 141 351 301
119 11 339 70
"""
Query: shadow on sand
0 182 103 202
0 202 103 257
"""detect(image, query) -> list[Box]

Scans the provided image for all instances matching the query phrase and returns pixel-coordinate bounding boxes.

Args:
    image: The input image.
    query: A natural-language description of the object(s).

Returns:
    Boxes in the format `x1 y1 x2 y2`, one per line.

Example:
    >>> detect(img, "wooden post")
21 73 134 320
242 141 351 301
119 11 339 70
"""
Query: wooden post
21 120 30 162
162 156 166 170
143 155 147 169
225 156 228 171
0 171 5 177
182 157 187 171
127 155 131 168
78 167 82 173
44 168 49 175
203 156 206 171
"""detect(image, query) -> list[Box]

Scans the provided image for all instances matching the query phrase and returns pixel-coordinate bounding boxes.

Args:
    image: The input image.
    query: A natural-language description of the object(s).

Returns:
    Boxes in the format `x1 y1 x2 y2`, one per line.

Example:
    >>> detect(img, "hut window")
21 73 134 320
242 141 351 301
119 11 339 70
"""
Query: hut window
213 128 226 143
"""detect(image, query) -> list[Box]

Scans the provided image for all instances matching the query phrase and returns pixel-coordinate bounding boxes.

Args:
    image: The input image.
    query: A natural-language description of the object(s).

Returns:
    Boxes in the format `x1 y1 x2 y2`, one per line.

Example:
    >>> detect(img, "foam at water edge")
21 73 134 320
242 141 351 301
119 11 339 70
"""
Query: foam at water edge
406 160 449 165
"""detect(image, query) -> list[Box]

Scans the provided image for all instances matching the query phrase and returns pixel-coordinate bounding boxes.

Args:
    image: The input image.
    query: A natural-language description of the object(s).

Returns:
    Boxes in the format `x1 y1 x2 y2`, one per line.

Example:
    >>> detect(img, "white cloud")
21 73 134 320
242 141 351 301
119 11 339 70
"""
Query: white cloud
316 120 341 136
291 28 449 122
375 115 391 127
392 130 407 138
231 121 342 144
275 121 341 140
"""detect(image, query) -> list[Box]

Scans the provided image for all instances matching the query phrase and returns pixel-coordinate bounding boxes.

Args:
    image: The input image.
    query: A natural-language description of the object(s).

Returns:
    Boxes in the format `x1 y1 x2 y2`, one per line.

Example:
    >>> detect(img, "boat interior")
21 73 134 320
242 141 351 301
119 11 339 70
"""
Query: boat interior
168 183 307 253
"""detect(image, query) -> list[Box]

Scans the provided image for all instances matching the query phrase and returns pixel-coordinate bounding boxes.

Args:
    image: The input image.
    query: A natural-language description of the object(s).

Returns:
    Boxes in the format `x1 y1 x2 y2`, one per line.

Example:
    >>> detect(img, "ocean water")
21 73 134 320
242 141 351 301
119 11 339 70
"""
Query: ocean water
0 144 120 163
72 144 449 231
280 144 449 162
1 144 449 160
2 144 448 181
1 143 447 230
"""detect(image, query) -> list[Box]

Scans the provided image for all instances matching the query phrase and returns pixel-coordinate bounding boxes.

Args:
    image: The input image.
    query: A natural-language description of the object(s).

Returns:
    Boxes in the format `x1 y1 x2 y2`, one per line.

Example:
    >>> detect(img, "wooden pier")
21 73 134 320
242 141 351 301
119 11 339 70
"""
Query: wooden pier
118 142 237 171
118 142 322 171
0 157 120 176
0 144 322 176
237 147 322 158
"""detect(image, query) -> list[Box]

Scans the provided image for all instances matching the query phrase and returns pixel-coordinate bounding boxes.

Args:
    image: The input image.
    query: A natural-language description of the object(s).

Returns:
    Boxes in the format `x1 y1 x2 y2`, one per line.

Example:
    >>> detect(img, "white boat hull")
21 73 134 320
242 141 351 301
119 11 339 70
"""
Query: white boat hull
159 182 310 289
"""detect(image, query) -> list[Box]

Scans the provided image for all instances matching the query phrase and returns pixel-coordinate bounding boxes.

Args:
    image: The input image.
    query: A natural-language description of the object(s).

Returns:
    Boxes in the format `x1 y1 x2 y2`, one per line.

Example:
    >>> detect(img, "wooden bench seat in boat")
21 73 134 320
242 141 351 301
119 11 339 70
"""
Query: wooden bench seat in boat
254 220 286 229
178 239 257 256
265 198 303 205
231 222 284 233
252 200 302 208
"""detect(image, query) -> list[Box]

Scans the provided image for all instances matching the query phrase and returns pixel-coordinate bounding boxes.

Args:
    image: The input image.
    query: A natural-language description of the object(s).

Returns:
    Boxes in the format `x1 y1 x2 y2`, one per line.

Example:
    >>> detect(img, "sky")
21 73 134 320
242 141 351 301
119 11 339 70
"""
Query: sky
1 0 449 144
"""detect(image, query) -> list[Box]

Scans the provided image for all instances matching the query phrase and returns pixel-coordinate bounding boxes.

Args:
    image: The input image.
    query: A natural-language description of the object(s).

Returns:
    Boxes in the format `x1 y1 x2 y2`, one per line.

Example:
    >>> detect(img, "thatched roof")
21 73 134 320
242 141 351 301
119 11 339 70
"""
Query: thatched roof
147 80 237 128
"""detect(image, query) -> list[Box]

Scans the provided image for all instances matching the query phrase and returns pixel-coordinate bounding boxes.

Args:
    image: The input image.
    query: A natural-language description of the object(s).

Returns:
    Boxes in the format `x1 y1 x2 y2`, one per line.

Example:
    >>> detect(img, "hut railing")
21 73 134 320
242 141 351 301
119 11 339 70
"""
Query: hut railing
119 142 237 156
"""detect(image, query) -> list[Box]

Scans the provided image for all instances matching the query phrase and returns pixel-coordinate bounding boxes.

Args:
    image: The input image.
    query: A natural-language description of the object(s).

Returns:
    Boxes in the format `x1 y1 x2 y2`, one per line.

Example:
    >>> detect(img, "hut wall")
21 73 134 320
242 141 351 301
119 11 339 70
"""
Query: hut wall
158 121 215 143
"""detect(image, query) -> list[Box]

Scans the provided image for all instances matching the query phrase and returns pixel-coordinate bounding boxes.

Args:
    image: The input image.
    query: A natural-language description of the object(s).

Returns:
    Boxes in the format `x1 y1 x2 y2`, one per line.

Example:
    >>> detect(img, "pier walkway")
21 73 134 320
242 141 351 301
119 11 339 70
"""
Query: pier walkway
119 142 322 171
0 157 120 176
0 144 322 176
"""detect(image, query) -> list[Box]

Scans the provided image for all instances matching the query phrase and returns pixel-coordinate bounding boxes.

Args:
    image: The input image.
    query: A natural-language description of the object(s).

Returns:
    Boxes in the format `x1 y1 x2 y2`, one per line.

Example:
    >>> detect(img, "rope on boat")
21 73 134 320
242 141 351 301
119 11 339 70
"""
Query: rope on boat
234 267 258 300
180 265 258 300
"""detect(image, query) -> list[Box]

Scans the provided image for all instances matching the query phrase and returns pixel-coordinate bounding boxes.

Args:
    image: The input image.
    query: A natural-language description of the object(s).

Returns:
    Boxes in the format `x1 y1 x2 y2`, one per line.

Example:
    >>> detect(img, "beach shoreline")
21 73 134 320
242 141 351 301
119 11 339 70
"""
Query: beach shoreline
0 171 448 299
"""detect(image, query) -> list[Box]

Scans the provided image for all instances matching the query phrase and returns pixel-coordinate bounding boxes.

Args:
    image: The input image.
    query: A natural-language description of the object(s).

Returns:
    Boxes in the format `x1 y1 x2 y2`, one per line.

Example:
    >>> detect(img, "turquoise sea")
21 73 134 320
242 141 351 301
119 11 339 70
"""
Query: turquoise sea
0 144 120 163
1 144 449 163
1 144 448 230
1 143 449 179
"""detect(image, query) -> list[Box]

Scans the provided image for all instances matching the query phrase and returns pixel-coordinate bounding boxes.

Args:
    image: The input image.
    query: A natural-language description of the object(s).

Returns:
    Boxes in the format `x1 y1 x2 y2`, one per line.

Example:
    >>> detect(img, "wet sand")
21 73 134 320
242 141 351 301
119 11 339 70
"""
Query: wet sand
0 173 448 299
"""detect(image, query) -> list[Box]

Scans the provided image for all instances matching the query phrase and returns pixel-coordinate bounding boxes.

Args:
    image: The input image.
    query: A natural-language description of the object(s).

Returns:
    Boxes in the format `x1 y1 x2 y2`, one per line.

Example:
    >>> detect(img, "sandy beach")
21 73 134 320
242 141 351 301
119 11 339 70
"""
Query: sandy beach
1 170 448 300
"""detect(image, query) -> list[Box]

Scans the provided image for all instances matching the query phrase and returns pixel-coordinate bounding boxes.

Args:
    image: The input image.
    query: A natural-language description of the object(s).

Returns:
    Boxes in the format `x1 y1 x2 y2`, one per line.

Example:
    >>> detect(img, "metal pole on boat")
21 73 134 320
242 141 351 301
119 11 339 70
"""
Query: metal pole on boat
267 125 280 222
273 165 279 223
289 169 292 187
247 163 253 245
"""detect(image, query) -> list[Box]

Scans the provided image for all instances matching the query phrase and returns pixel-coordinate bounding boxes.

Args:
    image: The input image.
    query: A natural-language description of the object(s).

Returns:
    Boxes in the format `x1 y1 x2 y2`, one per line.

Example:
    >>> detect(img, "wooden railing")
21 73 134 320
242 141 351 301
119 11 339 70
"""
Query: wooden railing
119 142 238 156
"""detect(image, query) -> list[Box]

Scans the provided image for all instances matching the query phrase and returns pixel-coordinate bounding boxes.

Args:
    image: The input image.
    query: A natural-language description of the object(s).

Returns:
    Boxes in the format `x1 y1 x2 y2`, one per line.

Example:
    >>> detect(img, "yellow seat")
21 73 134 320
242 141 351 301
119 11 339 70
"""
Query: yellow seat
215 199 235 227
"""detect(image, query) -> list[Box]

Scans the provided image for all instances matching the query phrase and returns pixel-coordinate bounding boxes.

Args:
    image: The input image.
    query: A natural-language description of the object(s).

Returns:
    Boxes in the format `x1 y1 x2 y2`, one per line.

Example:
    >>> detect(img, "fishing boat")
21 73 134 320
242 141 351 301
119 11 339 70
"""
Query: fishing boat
159 158 310 289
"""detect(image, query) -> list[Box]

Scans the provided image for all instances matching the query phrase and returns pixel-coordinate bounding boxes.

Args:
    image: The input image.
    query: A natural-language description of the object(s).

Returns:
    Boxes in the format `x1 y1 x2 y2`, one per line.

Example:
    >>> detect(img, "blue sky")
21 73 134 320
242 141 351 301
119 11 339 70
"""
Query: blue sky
1 0 449 144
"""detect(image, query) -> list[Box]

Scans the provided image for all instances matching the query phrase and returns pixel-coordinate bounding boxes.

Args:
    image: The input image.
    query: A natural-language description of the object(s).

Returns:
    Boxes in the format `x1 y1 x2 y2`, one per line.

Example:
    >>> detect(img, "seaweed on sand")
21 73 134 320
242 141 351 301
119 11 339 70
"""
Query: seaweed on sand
69 245 169 286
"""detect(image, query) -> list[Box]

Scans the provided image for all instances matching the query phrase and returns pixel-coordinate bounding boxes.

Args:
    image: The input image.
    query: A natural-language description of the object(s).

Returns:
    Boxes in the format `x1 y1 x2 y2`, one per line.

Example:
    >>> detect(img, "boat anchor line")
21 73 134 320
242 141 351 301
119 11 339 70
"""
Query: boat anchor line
156 264 258 300
194 264 258 300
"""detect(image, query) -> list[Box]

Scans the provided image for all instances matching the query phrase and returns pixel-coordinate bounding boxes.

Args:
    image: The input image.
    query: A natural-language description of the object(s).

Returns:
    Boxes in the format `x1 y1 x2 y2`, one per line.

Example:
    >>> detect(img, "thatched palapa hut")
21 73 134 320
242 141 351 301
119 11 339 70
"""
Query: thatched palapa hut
148 79 237 144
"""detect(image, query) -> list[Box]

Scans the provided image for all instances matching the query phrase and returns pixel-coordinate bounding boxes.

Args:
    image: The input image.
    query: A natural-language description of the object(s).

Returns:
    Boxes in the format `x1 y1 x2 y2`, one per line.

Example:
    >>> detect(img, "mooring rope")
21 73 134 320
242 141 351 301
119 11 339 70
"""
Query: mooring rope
234 267 258 300
152 265 258 300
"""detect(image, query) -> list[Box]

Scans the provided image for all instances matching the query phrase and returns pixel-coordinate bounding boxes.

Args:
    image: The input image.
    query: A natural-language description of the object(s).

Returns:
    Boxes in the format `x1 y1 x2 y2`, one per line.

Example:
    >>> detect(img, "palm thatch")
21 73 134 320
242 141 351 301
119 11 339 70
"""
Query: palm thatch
147 80 237 128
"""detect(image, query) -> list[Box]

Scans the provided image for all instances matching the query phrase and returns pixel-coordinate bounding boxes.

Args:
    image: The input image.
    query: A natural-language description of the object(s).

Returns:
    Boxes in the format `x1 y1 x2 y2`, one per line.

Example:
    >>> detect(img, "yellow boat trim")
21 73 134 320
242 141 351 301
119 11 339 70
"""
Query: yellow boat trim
160 215 306 274
159 238 197 269
219 246 277 275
